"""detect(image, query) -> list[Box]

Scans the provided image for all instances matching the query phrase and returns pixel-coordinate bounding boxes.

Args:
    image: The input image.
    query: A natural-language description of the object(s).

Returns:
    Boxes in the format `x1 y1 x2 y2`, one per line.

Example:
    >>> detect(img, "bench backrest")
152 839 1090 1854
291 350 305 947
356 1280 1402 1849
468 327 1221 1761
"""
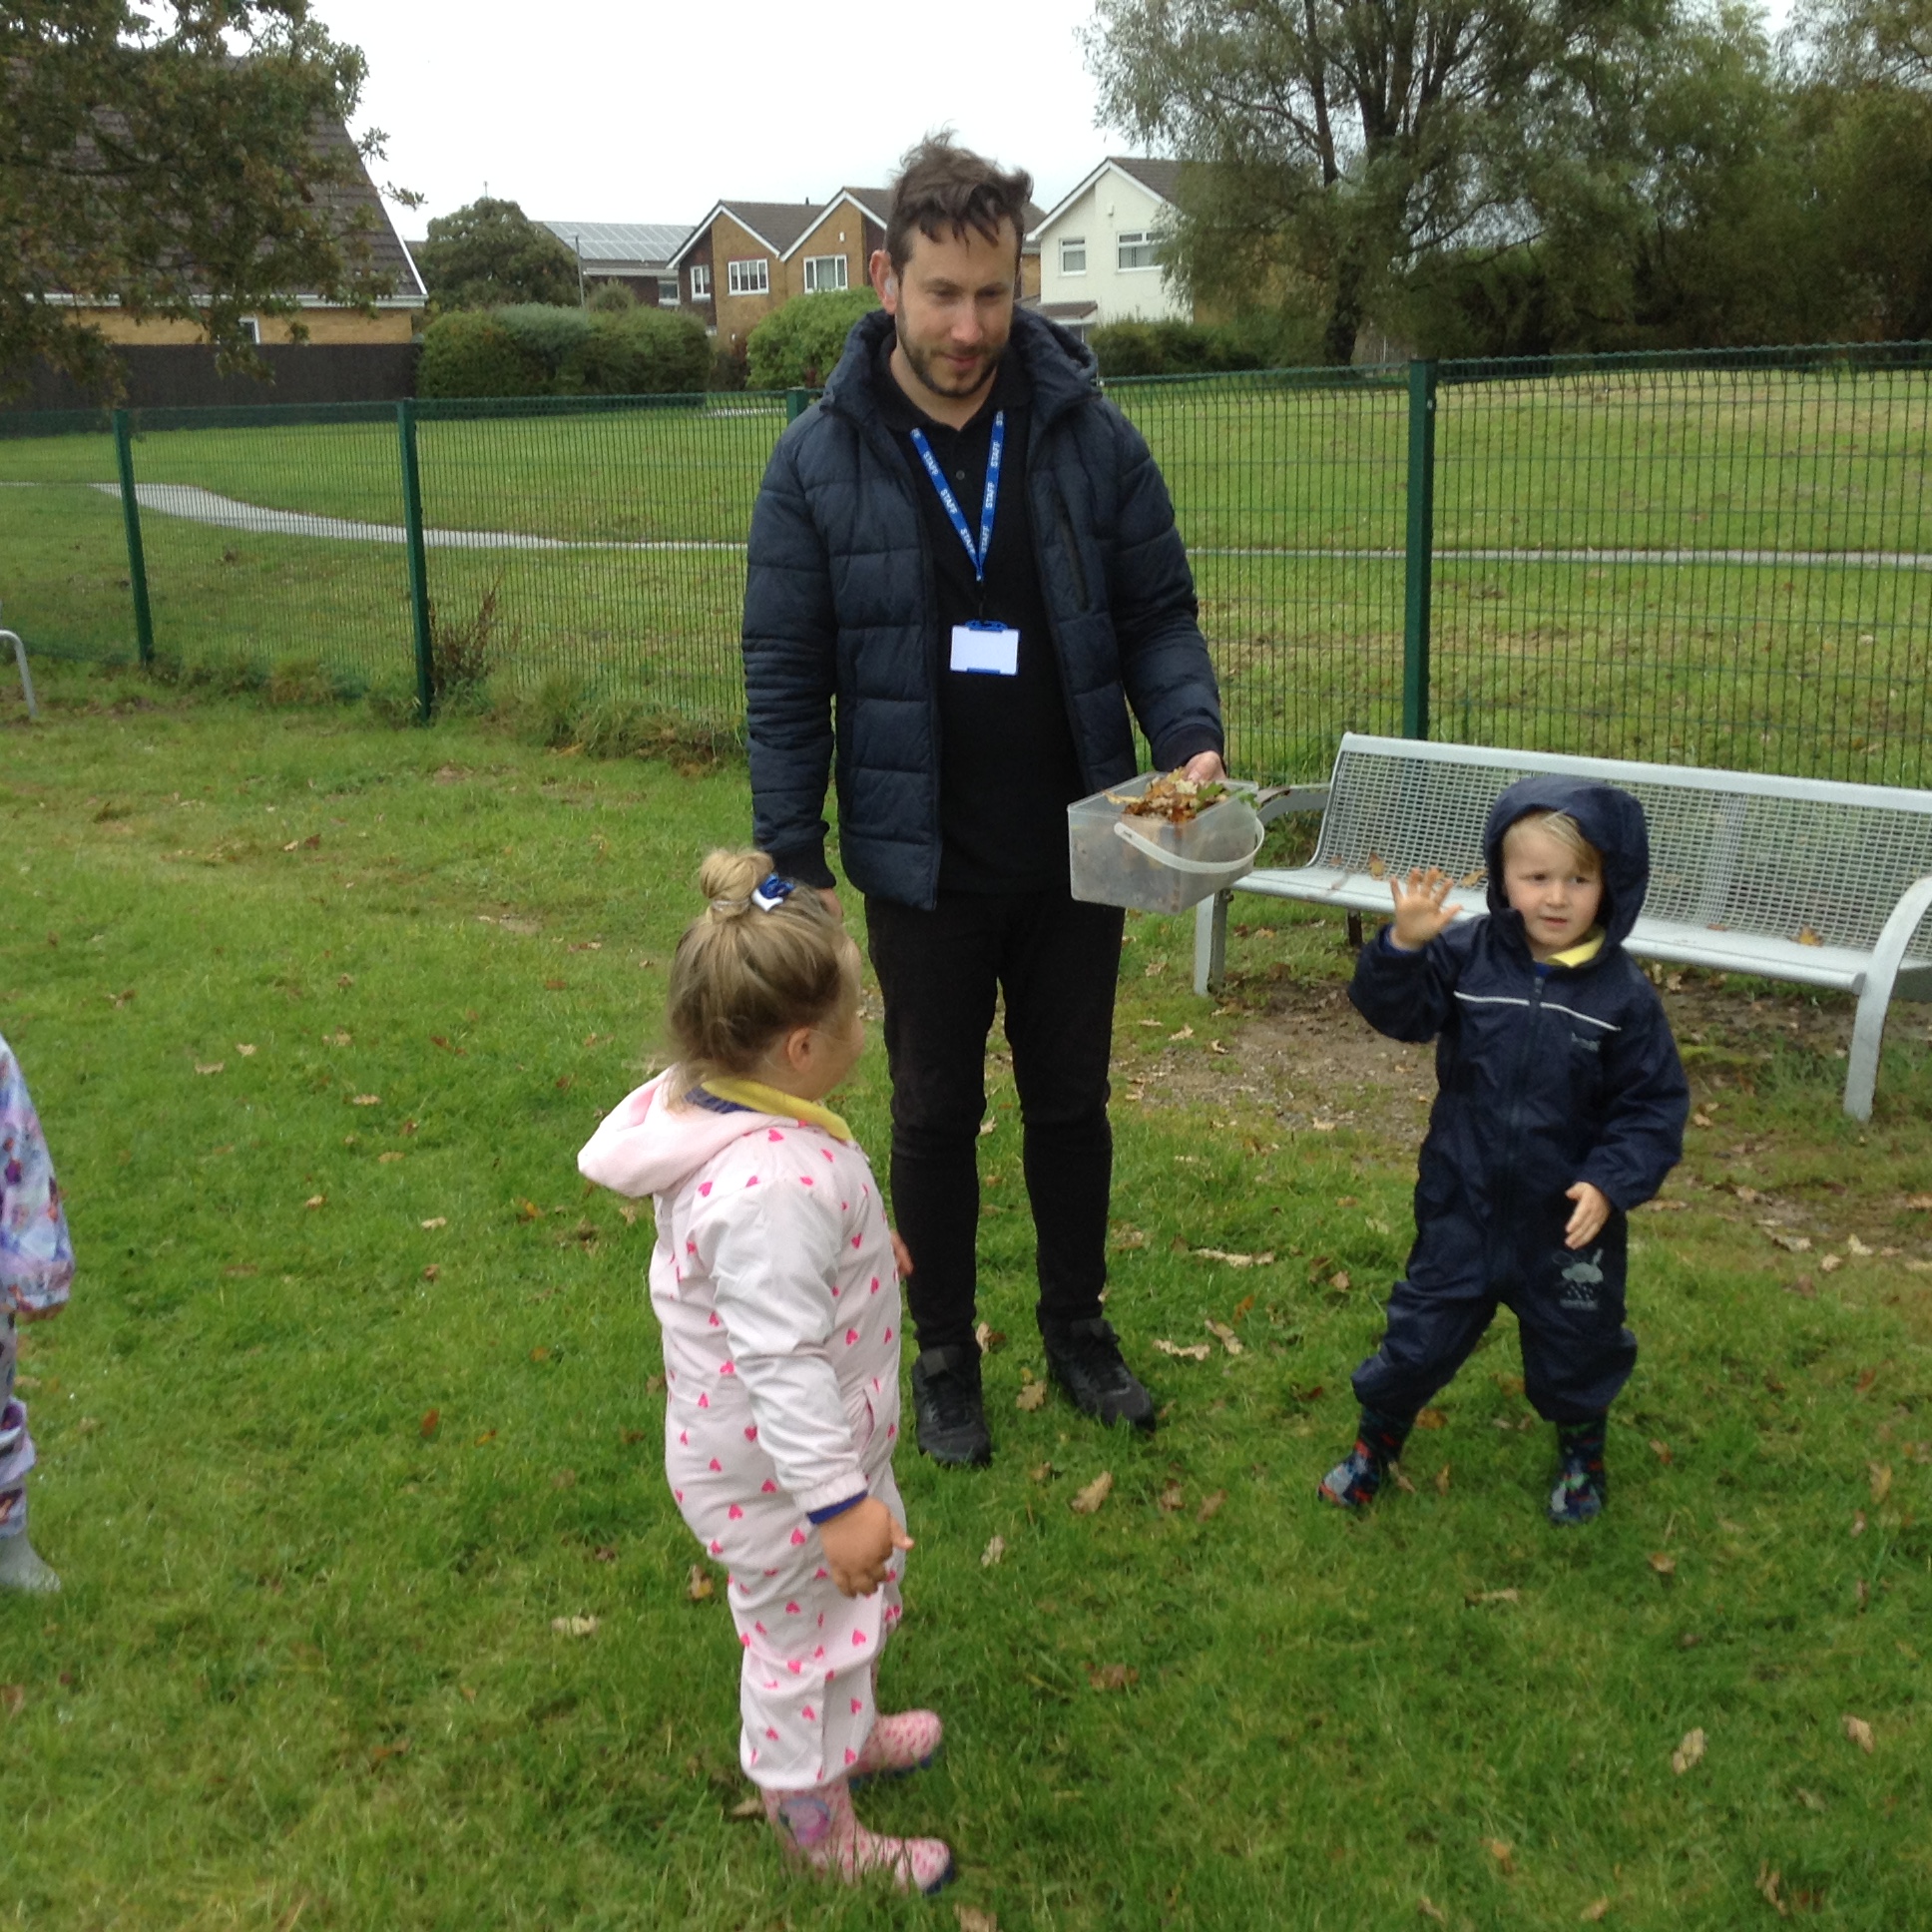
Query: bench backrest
1311 734 1932 961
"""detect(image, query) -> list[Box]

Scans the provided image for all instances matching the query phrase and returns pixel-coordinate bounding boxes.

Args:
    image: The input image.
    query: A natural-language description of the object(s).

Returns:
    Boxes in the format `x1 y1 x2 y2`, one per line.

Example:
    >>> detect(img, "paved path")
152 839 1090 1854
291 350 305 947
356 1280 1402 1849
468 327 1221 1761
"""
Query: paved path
91 482 1932 569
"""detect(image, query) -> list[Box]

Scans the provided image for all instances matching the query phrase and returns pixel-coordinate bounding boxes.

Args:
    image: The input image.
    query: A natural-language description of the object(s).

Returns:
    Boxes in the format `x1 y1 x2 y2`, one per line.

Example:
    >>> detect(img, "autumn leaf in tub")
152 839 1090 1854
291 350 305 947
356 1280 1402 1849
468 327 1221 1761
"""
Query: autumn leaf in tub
1068 769 1264 914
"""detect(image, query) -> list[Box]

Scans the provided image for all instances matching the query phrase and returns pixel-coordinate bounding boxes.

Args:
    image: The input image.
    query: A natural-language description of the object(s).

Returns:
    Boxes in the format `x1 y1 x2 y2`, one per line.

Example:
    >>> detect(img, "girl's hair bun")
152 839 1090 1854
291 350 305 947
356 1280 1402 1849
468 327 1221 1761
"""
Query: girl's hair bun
698 848 768 914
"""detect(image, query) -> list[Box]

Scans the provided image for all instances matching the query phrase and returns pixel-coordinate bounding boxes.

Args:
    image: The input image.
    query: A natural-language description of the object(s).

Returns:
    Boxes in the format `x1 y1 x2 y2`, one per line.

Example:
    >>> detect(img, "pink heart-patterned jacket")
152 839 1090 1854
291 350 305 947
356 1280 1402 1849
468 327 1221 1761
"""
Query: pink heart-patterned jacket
577 1072 901 1517
1 1035 74 1318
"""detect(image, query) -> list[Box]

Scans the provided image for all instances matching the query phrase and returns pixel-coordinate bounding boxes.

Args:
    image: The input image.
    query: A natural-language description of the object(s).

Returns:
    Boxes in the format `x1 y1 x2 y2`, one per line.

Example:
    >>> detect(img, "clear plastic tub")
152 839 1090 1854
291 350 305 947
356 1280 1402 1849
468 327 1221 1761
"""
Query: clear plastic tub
1067 772 1265 913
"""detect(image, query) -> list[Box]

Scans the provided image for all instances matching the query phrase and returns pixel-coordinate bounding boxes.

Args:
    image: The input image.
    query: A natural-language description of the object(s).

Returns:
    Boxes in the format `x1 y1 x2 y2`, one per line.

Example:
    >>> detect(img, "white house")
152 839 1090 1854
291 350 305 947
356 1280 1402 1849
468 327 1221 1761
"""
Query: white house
1026 157 1191 337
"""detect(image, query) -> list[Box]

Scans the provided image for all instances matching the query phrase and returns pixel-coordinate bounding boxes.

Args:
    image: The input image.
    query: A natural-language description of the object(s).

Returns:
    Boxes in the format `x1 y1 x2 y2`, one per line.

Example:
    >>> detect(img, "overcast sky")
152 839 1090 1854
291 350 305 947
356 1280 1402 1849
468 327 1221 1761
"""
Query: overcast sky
311 0 1124 235
314 0 1798 238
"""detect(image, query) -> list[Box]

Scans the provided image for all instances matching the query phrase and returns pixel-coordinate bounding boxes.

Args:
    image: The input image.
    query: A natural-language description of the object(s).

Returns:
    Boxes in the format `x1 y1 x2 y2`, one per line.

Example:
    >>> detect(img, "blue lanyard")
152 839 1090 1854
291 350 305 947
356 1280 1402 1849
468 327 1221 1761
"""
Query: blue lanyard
908 410 1004 585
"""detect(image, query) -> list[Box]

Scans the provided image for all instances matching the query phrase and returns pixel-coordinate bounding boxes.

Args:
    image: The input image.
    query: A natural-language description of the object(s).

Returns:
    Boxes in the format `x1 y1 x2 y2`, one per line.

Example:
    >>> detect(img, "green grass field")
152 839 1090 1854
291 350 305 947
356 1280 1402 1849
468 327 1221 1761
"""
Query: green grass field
1 666 1929 1928
3 364 1929 783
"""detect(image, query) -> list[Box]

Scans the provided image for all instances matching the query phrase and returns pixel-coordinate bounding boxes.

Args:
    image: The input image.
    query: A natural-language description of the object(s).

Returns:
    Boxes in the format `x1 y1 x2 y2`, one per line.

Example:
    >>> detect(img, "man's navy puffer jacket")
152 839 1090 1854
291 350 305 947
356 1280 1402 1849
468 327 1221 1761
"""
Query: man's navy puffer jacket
1349 776 1690 1272
741 307 1223 909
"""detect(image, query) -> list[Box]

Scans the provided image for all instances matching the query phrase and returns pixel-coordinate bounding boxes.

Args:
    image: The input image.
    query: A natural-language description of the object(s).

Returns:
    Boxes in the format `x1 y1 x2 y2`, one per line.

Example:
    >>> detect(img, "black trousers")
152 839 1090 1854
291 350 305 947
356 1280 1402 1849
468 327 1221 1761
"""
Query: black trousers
864 890 1126 1354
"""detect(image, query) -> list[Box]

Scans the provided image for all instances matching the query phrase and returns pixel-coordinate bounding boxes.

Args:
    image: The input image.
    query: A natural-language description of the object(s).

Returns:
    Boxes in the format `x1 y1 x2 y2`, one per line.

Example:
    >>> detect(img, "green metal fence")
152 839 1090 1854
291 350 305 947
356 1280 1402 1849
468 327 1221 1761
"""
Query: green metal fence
2 344 1927 788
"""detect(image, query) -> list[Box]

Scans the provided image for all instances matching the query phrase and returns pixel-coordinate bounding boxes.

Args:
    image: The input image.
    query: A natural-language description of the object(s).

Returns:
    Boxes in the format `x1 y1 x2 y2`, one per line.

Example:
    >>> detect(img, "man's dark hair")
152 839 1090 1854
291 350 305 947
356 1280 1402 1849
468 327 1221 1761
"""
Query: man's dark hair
885 133 1033 274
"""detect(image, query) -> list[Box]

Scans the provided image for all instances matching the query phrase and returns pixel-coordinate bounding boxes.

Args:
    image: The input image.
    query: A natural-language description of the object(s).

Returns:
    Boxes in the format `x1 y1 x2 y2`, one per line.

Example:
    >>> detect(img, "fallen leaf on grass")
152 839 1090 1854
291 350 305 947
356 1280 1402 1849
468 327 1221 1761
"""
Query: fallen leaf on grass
378 1151 405 1165
1310 1119 1337 1133
1434 1465 1451 1496
474 1431 497 1446
957 1907 1002 1932
1579 1898 1611 1922
974 1322 1007 1354
1794 1788 1827 1813
551 1469 577 1490
1768 1232 1812 1252
349 1094 380 1108
1483 1837 1516 1876
1672 1727 1705 1774
1851 1510 1867 1537
1197 1489 1227 1522
1820 1253 1843 1273
1110 1224 1149 1249
421 1216 447 1230
1870 1463 1893 1504
1155 1338 1212 1361
1070 1472 1114 1515
529 1347 551 1363
728 1793 764 1820
419 1409 439 1439
236 1044 256 1058
303 1195 325 1210
1691 1110 1712 1129
1391 1468 1418 1494
370 1737 411 1765
552 1615 600 1636
421 1265 440 1282
1169 1026 1194 1042
1414 1407 1447 1430
0 1686 23 1716
1465 1589 1520 1608
1330 1270 1352 1290
1194 1248 1274 1268
1755 1863 1788 1915
1206 1319 1244 1355
194 1061 225 1076
593 1546 617 1564
1417 1897 1446 1925
1650 1439 1673 1464
1158 1480 1186 1513
1905 1194 1932 1211
517 1200 544 1222
1016 1380 1049 1412
1087 1663 1138 1691
981 1535 1006 1568
1842 1713 1874 1753
1029 1461 1058 1483
1649 1553 1678 1580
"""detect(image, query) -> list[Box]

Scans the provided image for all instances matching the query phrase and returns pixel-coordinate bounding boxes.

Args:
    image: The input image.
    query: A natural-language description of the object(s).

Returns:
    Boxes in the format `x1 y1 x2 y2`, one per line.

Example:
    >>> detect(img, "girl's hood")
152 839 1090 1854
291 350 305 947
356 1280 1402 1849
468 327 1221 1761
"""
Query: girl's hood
578 1073 777 1199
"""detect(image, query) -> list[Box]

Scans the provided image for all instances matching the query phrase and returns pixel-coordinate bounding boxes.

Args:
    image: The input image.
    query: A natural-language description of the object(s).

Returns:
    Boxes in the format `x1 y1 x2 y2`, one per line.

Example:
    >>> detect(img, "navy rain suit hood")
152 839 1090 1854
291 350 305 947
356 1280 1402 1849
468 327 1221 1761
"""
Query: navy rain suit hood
1344 776 1690 1423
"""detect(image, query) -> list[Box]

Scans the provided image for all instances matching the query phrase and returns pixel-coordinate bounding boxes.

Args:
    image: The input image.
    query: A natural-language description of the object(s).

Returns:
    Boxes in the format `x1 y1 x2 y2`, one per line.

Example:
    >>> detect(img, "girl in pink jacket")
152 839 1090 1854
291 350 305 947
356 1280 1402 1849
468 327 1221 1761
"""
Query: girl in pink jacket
579 851 951 1896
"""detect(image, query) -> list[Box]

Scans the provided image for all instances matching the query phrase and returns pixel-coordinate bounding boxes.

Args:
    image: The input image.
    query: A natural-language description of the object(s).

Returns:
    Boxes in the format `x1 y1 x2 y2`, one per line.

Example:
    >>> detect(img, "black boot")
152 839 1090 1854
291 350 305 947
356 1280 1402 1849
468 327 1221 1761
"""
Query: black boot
1041 1316 1156 1433
909 1345 992 1467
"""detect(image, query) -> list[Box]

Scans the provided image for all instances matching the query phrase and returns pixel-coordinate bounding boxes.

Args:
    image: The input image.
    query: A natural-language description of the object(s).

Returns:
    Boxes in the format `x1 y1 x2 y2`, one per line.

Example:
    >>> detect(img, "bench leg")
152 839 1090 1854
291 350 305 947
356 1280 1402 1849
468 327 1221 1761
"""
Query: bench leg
4 632 35 723
1346 911 1364 950
1195 889 1230 998
1843 873 1932 1121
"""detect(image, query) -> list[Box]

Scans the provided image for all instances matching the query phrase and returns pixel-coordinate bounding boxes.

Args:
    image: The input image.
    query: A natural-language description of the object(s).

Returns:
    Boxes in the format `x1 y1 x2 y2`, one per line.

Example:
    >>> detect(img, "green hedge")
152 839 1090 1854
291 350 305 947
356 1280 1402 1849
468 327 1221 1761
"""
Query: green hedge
746 288 880 389
1088 313 1324 378
417 304 712 399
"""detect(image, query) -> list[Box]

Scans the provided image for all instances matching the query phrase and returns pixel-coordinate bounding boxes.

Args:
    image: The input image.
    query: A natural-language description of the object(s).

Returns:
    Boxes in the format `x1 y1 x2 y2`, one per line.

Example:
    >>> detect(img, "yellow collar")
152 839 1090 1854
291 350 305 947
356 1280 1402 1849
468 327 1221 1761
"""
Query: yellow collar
702 1075 854 1144
1545 927 1607 968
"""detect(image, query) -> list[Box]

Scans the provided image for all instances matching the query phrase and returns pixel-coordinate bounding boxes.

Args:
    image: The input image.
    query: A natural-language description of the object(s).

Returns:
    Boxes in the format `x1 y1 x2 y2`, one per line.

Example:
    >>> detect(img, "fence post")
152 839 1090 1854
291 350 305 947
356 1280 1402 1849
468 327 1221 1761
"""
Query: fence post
112 407 155 667
1402 359 1437 740
785 387 809 422
396 398 435 724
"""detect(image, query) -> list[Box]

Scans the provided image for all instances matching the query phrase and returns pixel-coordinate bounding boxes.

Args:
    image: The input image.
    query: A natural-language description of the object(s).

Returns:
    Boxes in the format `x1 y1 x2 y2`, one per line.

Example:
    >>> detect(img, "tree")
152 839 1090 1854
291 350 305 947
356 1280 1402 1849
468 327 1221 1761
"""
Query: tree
1 1 411 398
1085 0 1668 361
414 199 581 311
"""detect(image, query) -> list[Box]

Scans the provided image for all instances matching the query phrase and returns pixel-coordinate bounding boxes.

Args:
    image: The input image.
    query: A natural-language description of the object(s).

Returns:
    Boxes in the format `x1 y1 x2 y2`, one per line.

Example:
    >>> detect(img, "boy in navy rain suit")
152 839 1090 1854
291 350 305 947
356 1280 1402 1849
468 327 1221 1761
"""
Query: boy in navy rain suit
1319 775 1689 1524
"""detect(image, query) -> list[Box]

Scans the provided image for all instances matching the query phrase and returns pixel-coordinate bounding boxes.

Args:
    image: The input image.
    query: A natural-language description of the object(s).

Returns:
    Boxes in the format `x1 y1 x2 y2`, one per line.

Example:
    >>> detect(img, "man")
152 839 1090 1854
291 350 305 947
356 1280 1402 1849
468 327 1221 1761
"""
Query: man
742 135 1225 1466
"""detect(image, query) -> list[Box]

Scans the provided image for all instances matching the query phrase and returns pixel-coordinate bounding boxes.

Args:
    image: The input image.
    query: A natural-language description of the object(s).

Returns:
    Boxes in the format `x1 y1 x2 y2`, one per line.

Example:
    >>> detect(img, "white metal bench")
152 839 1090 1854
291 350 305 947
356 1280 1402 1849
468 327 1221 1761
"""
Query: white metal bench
1 604 37 721
1195 732 1932 1120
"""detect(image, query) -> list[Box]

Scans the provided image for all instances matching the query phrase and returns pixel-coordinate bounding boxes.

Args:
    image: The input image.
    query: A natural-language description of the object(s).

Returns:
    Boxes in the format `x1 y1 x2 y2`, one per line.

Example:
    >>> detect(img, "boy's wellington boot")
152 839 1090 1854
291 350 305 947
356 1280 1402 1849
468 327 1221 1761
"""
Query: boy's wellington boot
762 1777 954 1894
1317 1407 1412 1510
848 1706 944 1786
0 1533 60 1594
1549 1415 1610 1526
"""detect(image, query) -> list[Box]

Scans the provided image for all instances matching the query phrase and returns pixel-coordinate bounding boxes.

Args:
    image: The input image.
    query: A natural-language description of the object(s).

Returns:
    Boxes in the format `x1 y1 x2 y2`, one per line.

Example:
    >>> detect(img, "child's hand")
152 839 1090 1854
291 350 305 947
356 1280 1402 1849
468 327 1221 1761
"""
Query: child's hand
9 1297 62 1324
1388 866 1463 951
890 1230 913 1280
817 1498 914 1598
1564 1183 1611 1249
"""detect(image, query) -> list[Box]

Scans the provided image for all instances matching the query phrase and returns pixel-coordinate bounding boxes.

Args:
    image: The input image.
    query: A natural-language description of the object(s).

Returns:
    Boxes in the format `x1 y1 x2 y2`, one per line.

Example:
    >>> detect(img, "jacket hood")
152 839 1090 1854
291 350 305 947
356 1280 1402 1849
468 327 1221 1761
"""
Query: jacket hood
577 1072 777 1199
1483 774 1651 950
818 304 1102 429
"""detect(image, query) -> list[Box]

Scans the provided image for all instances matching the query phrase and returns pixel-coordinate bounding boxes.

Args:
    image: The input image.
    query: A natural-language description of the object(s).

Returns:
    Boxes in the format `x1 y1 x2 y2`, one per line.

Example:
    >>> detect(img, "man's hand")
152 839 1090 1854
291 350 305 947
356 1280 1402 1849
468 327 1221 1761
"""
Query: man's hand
1564 1183 1611 1249
1388 866 1463 951
817 1497 913 1598
1183 750 1227 784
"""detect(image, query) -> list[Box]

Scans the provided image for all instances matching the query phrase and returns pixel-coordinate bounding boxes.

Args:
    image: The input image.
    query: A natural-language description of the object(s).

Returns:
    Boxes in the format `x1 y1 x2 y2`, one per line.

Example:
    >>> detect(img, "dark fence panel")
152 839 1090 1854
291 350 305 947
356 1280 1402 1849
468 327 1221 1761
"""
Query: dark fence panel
2 344 420 415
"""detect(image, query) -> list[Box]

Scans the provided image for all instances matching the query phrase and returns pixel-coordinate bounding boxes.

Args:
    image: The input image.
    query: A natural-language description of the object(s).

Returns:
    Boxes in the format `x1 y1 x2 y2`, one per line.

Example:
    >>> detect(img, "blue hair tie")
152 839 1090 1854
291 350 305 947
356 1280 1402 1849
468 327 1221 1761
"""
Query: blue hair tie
750 874 795 912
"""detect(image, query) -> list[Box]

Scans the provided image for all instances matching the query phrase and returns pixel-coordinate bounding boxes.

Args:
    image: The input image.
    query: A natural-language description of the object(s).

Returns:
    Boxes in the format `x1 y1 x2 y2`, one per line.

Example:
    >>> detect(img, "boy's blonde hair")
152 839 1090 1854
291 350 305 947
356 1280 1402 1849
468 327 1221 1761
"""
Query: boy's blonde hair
1502 809 1601 872
664 850 856 1102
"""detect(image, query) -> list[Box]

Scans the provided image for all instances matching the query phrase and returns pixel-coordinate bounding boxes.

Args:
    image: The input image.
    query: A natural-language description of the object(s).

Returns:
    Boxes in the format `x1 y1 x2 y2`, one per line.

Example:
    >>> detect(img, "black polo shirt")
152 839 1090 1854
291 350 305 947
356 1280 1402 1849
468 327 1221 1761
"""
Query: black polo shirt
873 336 1086 894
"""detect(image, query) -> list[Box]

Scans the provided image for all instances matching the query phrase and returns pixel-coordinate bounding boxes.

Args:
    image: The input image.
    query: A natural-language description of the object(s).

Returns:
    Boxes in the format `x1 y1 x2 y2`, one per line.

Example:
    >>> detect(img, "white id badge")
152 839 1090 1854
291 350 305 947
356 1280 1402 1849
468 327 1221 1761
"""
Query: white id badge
950 622 1021 676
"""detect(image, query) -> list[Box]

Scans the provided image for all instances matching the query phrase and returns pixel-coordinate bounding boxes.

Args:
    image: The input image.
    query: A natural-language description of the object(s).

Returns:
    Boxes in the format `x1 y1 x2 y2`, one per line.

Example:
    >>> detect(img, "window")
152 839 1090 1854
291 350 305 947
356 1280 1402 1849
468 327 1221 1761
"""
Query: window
691 263 711 297
802 253 848 292
1118 231 1157 270
1060 237 1086 275
239 315 261 344
726 257 769 296
658 277 680 307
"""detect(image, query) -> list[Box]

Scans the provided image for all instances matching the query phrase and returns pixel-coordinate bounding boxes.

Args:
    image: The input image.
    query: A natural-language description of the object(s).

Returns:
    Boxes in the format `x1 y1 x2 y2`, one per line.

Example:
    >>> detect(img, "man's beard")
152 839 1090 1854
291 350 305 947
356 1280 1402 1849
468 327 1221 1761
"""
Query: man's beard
897 313 1002 401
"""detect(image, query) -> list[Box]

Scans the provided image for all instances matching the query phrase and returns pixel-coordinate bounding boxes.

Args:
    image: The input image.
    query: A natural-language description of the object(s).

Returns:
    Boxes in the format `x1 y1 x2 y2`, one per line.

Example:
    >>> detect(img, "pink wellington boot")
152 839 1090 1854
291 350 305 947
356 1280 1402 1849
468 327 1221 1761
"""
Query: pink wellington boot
763 1777 954 1895
849 1707 944 1785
